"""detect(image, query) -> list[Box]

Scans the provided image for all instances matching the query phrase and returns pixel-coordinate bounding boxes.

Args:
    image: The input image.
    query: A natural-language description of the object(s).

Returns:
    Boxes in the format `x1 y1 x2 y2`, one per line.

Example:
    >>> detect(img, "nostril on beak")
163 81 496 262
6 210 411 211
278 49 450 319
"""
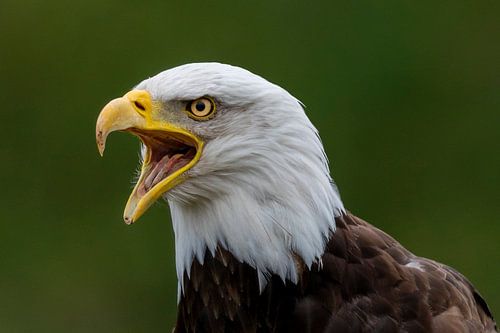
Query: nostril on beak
125 90 152 115
134 101 146 111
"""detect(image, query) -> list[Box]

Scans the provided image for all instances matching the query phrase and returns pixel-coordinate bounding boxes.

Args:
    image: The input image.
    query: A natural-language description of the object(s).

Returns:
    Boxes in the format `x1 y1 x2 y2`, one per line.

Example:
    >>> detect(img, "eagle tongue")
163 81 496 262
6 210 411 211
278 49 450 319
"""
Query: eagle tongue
165 153 184 171
145 153 186 192
144 154 171 191
159 153 185 180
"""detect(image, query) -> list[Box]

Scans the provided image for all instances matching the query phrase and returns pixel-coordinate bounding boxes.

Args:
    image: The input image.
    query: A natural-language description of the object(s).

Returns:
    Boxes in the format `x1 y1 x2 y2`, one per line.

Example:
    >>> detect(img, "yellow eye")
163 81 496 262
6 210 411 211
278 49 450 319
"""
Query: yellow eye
187 97 216 120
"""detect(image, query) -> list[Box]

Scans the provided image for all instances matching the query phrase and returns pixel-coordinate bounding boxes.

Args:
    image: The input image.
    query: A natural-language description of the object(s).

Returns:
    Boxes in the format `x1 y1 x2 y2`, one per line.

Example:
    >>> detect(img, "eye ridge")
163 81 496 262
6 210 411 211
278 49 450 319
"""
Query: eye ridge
187 97 216 120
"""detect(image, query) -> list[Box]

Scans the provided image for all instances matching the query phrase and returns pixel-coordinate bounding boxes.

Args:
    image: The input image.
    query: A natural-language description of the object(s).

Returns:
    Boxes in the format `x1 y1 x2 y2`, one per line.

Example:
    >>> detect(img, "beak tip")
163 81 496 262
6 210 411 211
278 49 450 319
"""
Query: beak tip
97 144 105 156
124 216 134 225
96 130 106 156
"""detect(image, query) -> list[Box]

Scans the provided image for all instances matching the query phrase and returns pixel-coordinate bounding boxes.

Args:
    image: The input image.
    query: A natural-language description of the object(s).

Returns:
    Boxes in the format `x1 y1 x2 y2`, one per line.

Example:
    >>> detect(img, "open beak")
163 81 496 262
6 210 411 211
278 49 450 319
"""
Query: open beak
96 90 203 224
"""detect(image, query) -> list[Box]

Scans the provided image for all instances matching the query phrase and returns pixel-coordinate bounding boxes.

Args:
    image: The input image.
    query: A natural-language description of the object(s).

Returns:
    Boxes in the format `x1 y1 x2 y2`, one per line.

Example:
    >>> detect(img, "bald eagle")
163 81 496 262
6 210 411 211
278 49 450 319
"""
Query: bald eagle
96 63 496 332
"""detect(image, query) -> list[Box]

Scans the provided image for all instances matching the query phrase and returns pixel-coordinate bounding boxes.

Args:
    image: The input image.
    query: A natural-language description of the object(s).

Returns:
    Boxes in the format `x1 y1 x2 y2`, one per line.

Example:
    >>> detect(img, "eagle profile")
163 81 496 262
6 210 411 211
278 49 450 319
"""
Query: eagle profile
96 63 496 332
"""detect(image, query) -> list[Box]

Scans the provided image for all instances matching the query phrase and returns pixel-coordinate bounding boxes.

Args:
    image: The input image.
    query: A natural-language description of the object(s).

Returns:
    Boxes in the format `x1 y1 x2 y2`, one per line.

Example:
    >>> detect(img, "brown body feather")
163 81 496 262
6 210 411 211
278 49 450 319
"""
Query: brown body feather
175 213 497 332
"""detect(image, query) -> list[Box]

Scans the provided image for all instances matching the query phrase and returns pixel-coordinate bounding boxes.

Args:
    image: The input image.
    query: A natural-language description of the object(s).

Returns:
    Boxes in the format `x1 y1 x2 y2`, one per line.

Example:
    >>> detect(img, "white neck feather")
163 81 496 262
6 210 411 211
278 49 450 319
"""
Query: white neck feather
165 95 344 297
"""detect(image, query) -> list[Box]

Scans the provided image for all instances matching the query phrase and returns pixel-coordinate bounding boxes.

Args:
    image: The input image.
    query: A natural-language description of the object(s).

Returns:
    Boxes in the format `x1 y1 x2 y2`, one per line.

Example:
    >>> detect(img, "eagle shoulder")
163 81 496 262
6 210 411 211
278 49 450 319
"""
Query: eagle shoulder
290 213 497 332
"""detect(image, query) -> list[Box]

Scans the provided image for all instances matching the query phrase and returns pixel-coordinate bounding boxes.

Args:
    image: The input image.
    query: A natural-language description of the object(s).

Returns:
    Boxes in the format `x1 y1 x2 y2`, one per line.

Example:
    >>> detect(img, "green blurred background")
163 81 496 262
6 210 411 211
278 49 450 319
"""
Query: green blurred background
0 1 499 331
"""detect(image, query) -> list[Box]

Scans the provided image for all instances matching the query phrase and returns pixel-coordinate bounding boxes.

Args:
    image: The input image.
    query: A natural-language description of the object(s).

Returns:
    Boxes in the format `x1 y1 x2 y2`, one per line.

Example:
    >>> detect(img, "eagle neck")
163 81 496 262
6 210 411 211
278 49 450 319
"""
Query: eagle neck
169 176 344 298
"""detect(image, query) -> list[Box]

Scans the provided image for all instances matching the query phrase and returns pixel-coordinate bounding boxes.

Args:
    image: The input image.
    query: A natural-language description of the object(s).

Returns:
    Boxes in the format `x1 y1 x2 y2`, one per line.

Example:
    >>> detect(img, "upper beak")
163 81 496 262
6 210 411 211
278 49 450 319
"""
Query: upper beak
96 90 203 224
96 90 150 156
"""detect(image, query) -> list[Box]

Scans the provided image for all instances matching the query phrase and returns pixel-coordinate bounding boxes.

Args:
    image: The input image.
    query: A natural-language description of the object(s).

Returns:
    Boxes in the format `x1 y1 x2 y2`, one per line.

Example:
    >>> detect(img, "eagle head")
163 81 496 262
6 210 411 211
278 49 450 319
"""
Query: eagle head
96 63 344 290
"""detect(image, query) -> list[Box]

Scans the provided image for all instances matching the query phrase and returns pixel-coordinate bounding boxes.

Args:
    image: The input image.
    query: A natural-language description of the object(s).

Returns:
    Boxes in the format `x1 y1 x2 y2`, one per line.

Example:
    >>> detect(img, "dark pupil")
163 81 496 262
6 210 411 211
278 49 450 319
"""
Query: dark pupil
195 101 206 112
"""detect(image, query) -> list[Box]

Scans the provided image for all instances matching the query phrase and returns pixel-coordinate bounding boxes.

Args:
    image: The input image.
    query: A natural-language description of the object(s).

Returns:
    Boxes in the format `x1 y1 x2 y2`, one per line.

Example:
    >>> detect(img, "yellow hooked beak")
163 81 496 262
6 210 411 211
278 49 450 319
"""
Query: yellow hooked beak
96 90 203 224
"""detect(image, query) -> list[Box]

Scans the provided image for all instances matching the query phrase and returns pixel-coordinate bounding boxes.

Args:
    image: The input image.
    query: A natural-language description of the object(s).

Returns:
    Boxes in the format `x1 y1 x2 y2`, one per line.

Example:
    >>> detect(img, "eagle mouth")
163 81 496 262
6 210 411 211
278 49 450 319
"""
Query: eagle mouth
121 128 203 224
133 130 197 197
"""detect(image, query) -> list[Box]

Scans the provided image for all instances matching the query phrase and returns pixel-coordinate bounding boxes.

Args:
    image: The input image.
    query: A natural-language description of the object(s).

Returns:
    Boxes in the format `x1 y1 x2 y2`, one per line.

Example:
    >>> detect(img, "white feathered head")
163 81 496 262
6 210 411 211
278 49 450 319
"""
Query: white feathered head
96 63 344 290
